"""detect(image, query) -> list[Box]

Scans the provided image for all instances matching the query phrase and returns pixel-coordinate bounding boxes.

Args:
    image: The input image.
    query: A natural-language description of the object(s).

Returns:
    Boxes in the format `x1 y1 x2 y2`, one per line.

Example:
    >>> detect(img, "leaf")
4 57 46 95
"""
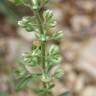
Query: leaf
54 69 64 79
48 45 59 55
49 55 61 65
43 10 57 28
9 0 23 5
41 74 52 82
15 68 25 79
15 61 27 79
22 49 41 66
16 75 31 91
31 0 39 10
58 91 71 96
47 45 62 66
16 73 40 91
39 89 54 96
18 16 37 32
51 31 63 40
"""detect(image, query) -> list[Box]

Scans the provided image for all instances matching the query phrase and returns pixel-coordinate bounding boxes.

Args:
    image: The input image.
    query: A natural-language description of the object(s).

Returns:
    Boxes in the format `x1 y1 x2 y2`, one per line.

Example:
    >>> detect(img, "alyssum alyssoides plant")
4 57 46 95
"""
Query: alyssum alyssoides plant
9 0 69 96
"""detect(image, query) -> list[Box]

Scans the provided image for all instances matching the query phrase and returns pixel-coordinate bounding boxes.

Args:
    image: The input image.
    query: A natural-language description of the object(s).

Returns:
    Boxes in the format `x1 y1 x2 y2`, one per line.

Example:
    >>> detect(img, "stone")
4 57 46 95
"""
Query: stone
71 15 91 32
81 86 96 96
75 1 95 12
73 75 86 92
76 38 96 79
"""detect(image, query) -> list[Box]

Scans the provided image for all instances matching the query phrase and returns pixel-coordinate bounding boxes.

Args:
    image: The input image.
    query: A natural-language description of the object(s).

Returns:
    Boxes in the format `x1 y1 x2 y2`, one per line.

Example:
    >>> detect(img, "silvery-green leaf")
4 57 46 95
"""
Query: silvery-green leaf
43 10 57 28
54 69 64 79
36 32 49 41
22 49 41 66
18 16 37 32
15 61 28 79
39 35 46 42
49 56 62 64
15 68 25 79
16 75 31 90
47 45 61 65
9 0 23 5
48 45 59 55
41 75 51 82
31 0 39 10
48 20 57 27
43 10 53 20
16 73 40 91
51 31 63 40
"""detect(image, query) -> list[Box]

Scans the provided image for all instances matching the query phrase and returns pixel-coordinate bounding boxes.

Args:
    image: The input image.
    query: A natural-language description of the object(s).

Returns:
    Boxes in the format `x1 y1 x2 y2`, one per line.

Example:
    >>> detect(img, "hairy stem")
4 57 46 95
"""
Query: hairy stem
33 10 49 95
34 11 46 73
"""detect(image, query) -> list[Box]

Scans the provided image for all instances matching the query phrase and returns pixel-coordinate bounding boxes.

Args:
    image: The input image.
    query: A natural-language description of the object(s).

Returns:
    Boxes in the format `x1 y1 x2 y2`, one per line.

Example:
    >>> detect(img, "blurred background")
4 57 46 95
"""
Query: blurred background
0 0 96 96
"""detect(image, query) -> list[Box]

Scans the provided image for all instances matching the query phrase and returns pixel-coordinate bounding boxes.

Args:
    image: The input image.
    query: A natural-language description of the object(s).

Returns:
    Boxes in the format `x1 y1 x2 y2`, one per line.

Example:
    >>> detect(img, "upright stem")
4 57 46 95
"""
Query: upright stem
33 10 48 90
34 11 46 73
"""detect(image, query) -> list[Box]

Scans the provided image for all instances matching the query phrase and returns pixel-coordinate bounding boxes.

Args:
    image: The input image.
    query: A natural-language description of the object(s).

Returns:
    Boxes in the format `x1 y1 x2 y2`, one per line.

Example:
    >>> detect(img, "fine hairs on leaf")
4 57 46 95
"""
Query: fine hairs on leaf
9 0 70 96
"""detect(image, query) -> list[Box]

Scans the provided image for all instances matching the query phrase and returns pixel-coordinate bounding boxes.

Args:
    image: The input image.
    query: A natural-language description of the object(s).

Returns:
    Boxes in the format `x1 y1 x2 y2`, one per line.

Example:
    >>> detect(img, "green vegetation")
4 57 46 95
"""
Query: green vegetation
9 0 70 96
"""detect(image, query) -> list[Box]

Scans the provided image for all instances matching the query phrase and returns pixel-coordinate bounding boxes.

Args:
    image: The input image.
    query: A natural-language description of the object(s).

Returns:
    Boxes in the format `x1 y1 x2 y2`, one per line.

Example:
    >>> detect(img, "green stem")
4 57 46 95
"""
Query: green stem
34 11 46 73
33 10 49 94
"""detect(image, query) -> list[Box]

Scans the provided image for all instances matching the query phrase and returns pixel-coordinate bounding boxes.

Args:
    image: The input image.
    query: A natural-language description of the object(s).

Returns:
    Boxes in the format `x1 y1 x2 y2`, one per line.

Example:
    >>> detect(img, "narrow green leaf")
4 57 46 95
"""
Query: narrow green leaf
54 69 64 79
16 76 31 91
16 73 41 91
9 0 23 5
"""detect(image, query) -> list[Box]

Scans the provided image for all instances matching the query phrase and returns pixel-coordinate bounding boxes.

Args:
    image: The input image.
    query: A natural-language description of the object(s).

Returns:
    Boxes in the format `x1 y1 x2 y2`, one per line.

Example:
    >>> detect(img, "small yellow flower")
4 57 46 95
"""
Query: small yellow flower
32 40 41 49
